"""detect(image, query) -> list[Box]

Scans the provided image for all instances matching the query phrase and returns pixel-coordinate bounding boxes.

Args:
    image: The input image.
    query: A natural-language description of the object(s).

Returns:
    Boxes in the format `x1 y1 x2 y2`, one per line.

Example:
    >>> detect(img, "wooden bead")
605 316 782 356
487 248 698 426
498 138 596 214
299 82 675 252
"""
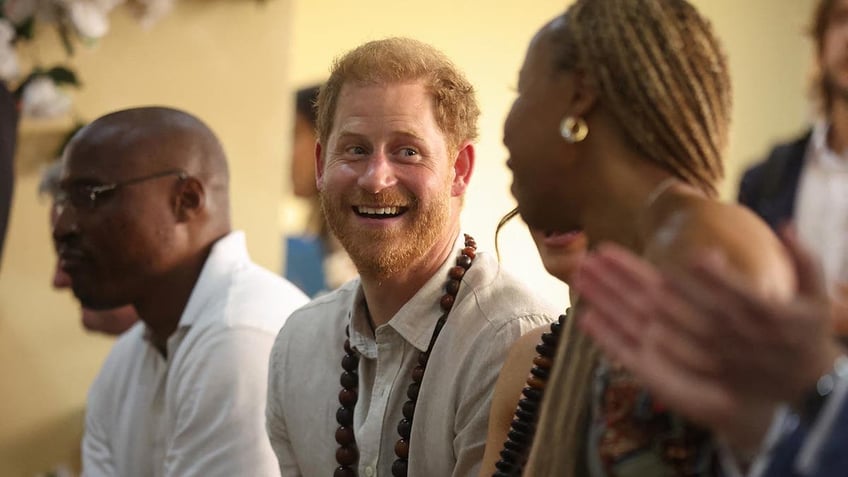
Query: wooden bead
336 406 354 426
551 320 563 333
394 438 410 459
533 355 553 369
411 365 425 383
499 447 521 464
495 460 515 472
341 354 359 372
391 459 408 477
334 466 356 477
517 398 538 413
527 375 546 390
530 366 549 379
339 388 358 407
402 400 416 419
448 266 466 280
335 445 358 466
541 332 557 346
397 418 412 439
511 419 534 435
504 439 523 452
340 371 358 389
507 429 530 444
344 339 353 354
462 247 476 259
445 279 461 296
406 382 420 401
440 294 455 311
515 408 535 422
535 343 554 357
522 387 542 401
335 426 355 445
417 352 429 366
456 255 472 269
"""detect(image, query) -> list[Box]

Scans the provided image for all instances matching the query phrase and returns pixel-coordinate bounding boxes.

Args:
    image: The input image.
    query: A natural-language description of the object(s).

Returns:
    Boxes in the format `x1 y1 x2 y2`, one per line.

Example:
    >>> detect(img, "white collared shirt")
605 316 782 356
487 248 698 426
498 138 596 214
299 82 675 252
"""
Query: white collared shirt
82 231 309 477
266 233 558 477
795 121 848 295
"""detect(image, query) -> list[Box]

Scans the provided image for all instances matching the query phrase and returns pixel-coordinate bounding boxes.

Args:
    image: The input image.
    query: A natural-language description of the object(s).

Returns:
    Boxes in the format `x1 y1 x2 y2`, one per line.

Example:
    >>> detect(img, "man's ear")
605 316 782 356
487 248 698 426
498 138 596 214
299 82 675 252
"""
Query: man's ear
174 177 204 222
315 141 325 191
451 142 475 197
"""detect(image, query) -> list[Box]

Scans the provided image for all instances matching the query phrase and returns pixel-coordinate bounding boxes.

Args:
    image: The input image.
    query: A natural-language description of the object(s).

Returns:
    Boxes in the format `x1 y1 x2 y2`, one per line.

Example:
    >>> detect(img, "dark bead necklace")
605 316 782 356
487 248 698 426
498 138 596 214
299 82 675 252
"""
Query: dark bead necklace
334 234 478 477
492 312 567 477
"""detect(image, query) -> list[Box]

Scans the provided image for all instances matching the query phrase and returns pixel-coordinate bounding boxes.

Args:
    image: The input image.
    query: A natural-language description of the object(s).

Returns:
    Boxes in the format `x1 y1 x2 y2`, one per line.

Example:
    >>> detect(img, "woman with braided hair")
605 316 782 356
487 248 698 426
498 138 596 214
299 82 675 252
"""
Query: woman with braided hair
501 0 798 475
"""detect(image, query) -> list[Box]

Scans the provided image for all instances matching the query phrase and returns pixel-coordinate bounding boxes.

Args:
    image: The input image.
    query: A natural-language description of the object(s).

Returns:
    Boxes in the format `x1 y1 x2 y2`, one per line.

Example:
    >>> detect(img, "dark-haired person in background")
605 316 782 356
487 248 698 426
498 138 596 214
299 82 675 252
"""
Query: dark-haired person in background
285 83 356 296
739 0 848 332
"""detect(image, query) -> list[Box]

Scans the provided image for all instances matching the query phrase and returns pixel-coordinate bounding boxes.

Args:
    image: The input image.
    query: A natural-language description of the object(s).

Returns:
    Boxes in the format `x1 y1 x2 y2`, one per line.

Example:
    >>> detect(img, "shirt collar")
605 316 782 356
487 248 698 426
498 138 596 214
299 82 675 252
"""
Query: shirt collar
348 233 465 355
142 231 250 345
809 120 848 170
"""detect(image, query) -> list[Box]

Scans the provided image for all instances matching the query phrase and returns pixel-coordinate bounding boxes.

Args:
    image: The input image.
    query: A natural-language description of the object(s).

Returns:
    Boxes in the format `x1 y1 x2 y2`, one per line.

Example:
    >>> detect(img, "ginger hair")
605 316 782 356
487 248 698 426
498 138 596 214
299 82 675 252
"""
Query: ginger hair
315 37 480 154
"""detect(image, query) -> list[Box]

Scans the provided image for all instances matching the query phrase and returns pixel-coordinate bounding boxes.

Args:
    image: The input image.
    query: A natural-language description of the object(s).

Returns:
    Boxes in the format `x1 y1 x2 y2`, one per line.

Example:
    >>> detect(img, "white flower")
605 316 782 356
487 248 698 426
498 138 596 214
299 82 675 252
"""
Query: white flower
0 20 20 81
66 1 111 39
0 48 20 81
21 76 72 118
0 19 16 44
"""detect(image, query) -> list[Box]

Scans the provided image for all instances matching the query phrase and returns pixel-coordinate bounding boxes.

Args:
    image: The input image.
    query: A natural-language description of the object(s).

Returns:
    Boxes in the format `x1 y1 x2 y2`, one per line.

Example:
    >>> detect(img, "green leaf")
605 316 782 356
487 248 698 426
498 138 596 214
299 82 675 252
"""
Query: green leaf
47 67 80 87
14 16 36 41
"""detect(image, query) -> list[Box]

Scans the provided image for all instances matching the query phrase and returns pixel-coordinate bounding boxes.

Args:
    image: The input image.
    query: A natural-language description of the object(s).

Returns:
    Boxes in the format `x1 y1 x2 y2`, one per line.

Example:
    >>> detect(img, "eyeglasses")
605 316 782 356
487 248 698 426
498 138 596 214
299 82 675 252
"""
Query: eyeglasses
56 169 188 210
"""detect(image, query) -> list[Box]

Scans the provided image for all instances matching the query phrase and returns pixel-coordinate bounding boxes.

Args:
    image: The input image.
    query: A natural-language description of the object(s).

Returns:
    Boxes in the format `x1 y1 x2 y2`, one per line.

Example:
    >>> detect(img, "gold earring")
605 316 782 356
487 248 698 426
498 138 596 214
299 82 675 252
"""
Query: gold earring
560 116 588 143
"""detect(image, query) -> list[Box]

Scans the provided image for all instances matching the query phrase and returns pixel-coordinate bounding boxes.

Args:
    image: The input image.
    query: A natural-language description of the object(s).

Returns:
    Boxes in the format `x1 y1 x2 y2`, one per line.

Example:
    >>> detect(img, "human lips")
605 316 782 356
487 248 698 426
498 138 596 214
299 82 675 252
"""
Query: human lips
56 246 89 271
540 229 584 248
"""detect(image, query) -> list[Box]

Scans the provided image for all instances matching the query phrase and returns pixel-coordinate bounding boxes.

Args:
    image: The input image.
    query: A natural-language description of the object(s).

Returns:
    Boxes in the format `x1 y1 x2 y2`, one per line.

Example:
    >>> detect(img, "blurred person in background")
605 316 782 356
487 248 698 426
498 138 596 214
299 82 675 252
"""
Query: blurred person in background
285 84 356 296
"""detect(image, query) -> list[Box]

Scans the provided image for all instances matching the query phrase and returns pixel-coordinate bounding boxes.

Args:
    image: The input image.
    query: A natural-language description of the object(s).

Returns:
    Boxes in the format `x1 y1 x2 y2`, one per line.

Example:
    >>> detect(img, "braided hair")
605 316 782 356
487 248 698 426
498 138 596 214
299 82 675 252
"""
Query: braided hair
551 0 731 197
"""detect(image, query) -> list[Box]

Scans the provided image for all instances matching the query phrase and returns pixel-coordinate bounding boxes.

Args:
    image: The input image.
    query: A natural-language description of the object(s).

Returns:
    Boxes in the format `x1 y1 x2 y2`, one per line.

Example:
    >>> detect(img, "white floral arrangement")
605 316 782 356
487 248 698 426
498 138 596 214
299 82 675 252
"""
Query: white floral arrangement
0 0 176 118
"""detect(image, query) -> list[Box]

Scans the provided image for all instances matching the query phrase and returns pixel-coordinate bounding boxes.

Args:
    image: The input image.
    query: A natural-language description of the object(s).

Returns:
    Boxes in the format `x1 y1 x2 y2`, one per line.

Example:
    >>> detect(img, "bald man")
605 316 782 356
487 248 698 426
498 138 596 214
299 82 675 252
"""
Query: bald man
53 107 308 477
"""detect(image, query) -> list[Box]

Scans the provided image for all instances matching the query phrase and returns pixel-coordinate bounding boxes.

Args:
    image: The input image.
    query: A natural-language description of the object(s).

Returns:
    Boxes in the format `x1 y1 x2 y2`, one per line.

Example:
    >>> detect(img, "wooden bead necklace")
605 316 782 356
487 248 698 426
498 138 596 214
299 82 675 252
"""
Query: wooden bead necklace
492 312 567 477
334 234 477 477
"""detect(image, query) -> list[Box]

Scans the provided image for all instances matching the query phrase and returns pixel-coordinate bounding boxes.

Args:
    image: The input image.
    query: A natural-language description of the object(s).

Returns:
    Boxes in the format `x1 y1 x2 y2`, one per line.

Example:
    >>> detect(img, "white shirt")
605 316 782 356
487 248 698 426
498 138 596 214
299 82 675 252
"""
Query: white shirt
266 233 558 477
795 121 848 296
82 231 309 477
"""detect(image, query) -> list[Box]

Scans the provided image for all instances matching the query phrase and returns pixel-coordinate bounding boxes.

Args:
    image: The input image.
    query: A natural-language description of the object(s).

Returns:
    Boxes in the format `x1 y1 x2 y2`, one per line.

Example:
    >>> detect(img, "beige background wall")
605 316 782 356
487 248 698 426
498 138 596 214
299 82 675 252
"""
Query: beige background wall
0 0 817 474
0 1 292 474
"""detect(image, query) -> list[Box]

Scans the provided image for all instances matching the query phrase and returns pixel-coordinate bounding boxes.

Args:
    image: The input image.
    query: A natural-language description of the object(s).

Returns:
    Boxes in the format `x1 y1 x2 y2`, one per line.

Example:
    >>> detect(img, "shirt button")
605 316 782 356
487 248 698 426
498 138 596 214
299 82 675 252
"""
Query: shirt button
364 466 374 477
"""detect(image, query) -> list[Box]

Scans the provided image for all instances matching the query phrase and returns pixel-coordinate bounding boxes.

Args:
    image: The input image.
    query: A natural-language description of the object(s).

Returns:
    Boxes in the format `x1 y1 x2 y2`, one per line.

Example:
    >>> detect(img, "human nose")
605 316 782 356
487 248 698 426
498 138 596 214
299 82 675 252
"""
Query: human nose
357 153 397 194
52 200 80 244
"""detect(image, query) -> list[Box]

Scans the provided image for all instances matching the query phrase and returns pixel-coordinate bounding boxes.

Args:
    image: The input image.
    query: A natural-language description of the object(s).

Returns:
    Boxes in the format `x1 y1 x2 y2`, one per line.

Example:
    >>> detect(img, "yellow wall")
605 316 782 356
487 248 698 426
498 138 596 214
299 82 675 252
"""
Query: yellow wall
0 1 292 474
288 0 818 308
